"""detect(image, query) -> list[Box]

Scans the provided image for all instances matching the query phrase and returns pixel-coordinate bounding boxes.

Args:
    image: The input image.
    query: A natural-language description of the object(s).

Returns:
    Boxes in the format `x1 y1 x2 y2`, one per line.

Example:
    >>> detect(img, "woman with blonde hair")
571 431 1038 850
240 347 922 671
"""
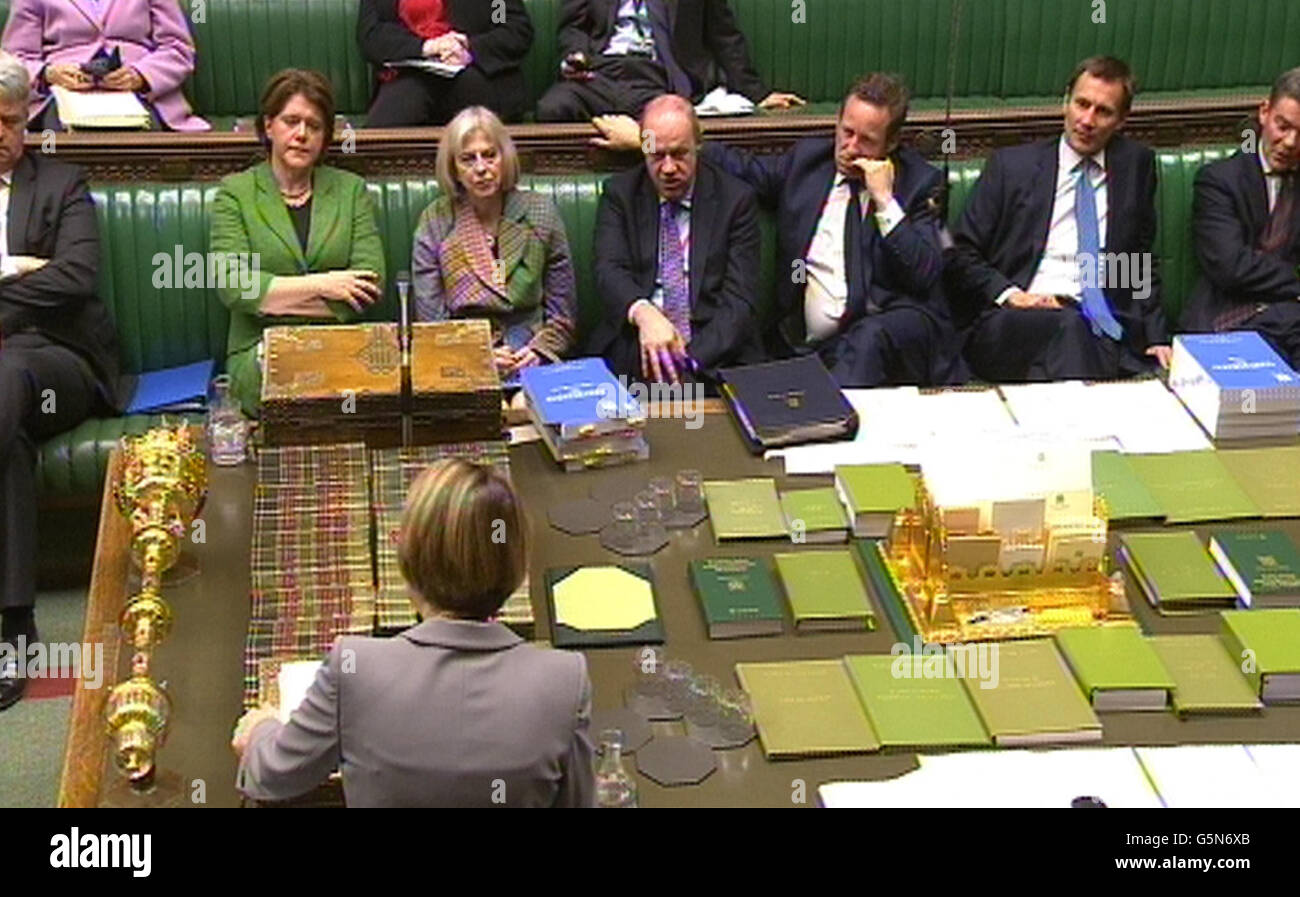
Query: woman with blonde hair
233 459 595 808
412 105 578 380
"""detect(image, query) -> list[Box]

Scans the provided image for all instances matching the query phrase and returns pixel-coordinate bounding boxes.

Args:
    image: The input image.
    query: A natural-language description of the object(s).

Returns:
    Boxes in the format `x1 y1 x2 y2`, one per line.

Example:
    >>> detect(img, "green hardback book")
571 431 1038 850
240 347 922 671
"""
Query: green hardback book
1118 531 1239 612
958 640 1102 746
1091 450 1164 522
735 660 881 758
1054 626 1176 711
1147 634 1263 715
773 549 876 631
1219 609 1300 703
1124 451 1260 523
779 487 850 543
1208 529 1300 608
703 478 789 540
688 557 784 639
1217 447 1300 518
843 654 992 748
833 463 916 538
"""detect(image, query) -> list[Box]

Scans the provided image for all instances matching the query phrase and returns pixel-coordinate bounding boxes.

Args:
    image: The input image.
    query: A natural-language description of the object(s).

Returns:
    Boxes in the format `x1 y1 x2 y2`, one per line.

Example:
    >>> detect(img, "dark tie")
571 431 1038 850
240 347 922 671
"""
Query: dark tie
1260 172 1297 254
659 201 691 340
645 0 692 97
1075 157 1124 341
844 180 874 317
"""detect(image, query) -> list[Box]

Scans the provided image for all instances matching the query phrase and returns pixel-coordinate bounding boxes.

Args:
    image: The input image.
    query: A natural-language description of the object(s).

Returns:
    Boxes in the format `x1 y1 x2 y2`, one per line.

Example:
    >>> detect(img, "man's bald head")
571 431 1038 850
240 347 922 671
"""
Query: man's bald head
639 94 700 202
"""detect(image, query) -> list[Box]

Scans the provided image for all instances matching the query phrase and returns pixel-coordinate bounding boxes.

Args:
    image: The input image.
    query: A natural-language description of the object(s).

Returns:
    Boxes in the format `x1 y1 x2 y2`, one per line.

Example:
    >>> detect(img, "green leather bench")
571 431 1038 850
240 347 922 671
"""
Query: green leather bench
2 1 1288 125
38 144 1233 507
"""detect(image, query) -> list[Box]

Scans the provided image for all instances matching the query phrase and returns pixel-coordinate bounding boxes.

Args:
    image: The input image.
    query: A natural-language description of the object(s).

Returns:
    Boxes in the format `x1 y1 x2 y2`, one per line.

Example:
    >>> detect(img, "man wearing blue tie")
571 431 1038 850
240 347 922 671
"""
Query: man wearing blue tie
948 56 1172 381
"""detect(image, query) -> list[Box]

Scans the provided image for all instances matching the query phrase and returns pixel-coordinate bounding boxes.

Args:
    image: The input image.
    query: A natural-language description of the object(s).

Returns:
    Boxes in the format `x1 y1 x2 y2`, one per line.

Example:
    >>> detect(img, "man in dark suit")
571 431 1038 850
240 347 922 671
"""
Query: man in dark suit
598 72 962 386
359 0 534 125
536 0 802 122
948 56 1170 382
1183 67 1300 367
0 52 119 710
589 94 762 385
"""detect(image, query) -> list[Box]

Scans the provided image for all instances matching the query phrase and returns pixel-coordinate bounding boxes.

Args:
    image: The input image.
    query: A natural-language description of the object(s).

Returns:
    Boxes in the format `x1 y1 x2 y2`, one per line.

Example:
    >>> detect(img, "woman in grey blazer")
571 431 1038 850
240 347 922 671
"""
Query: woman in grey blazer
232 460 596 807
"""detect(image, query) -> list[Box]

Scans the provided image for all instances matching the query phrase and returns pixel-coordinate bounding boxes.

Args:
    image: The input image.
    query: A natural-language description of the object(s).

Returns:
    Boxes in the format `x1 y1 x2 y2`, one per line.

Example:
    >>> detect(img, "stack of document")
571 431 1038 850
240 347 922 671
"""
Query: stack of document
1170 332 1300 440
819 748 1163 808
819 743 1300 808
383 58 465 77
519 358 648 472
50 86 151 129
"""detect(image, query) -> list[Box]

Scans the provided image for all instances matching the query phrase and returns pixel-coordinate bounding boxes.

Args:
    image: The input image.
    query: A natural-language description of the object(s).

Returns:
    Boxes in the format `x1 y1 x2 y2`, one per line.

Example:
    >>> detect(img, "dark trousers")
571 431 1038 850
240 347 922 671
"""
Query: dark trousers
965 305 1150 382
536 56 672 122
366 67 527 126
0 333 99 611
1243 302 1300 370
816 306 940 387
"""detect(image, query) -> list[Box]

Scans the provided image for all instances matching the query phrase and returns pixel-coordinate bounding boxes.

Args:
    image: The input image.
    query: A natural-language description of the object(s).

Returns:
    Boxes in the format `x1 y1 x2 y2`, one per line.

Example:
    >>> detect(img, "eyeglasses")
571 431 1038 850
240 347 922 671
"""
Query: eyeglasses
276 114 324 135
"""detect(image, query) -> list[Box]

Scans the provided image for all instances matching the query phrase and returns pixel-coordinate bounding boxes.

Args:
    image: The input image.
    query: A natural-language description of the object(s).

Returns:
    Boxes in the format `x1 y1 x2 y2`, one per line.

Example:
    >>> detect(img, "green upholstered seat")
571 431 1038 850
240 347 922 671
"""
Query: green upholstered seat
35 144 1234 501
3 0 1297 123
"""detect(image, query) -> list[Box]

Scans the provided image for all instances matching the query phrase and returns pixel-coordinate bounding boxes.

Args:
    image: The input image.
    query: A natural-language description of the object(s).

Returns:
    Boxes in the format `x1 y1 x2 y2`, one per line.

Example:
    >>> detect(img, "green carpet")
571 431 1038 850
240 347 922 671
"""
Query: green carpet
0 589 87 808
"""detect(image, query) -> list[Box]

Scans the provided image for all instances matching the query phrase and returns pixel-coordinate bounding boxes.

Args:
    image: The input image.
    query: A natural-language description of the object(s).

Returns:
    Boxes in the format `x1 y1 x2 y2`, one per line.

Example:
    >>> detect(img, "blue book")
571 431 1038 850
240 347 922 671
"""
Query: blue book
519 357 644 438
1171 333 1300 436
126 359 215 414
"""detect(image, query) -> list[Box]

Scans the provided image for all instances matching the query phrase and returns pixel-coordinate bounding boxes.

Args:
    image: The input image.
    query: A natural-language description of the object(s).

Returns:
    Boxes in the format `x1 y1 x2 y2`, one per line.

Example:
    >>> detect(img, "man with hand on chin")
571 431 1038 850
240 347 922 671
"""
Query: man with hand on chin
593 72 962 387
948 56 1170 382
589 93 761 386
0 51 121 711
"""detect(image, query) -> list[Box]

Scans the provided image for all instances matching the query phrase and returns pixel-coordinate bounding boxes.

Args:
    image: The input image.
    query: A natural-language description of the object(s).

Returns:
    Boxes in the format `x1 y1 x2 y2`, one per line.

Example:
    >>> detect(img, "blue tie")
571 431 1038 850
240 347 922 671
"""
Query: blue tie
1075 157 1124 341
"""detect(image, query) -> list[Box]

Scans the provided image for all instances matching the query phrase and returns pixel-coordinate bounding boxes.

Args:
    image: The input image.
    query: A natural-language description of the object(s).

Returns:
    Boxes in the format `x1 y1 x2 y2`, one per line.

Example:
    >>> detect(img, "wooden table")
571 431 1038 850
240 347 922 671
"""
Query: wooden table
60 406 1300 807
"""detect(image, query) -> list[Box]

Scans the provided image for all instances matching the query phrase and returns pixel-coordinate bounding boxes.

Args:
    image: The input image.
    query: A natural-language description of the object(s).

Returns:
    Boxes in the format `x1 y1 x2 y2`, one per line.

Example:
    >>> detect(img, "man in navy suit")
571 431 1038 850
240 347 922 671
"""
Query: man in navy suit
588 94 762 385
948 56 1170 382
1182 67 1300 367
594 72 962 387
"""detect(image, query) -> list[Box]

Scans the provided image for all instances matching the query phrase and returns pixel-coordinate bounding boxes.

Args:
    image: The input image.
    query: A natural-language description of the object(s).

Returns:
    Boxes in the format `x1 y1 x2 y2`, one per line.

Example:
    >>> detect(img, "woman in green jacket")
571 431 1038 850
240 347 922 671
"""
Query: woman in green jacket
210 69 386 415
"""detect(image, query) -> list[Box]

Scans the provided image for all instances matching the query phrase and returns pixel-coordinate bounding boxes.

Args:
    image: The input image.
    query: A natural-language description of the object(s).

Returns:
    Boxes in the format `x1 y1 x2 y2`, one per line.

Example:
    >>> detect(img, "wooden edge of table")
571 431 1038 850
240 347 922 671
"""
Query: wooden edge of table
57 448 127 808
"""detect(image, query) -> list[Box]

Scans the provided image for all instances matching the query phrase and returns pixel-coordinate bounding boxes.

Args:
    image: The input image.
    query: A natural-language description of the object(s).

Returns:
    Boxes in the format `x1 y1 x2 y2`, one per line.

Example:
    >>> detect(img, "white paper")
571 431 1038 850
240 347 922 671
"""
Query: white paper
277 660 324 723
49 86 150 128
819 748 1162 808
694 86 755 116
385 58 466 77
1135 745 1284 808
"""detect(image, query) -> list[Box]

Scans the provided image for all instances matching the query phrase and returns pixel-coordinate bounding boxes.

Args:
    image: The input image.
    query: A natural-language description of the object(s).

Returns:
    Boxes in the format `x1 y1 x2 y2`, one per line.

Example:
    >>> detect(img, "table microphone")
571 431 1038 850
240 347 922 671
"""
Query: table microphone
396 270 412 447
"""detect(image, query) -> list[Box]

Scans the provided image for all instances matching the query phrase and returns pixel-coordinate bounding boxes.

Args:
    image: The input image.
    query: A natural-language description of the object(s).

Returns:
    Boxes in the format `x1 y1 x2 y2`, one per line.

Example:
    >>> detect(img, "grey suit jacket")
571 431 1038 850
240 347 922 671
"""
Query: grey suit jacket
237 618 596 807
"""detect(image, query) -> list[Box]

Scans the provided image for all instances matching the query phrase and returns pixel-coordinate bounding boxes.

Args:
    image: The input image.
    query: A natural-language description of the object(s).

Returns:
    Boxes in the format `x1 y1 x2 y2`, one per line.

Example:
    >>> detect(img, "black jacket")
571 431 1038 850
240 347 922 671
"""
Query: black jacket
558 0 768 102
358 0 534 87
1183 148 1300 331
948 133 1167 351
589 157 762 379
0 152 119 409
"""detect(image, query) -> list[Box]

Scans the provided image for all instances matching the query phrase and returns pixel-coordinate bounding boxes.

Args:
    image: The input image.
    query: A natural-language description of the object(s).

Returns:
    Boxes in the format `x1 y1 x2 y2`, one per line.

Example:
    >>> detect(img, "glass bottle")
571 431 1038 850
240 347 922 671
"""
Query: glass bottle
208 375 248 466
594 728 638 808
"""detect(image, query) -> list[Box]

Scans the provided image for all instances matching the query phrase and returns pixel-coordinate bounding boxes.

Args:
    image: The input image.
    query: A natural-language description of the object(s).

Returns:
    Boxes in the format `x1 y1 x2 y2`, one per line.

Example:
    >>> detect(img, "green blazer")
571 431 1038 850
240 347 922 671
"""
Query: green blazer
209 161 386 415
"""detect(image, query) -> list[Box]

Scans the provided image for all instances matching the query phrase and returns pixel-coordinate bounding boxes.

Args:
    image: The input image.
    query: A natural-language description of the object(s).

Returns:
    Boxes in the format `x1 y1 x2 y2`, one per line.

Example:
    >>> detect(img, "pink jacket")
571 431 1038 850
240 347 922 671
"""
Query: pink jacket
2 0 208 131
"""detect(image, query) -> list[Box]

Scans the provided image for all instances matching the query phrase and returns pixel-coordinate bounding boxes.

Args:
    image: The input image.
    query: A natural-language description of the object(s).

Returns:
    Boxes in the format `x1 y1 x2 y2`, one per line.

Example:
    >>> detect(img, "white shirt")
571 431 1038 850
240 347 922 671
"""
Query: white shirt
1259 143 1285 213
0 172 12 278
803 173 905 343
998 136 1108 304
604 0 657 58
